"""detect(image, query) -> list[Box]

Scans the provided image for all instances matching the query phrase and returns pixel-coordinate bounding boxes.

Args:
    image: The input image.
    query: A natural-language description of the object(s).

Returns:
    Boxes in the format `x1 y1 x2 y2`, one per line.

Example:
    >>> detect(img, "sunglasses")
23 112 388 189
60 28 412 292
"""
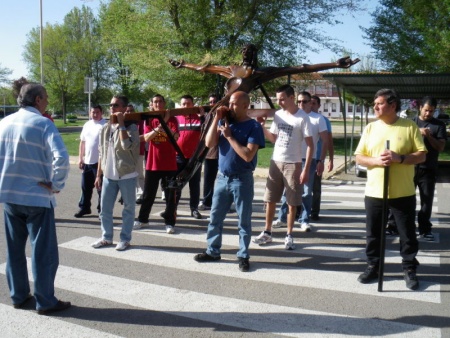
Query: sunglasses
109 103 120 108
298 100 310 104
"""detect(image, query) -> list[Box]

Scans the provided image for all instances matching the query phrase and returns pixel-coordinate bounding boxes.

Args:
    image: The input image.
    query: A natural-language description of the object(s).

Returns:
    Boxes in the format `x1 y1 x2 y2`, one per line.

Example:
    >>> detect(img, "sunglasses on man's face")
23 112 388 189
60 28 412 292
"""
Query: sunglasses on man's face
109 103 120 108
298 100 310 104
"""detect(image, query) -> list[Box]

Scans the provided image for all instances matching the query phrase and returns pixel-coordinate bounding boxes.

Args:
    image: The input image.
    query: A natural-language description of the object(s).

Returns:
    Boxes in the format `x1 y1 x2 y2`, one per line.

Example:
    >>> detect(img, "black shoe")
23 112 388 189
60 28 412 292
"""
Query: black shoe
136 198 143 205
13 293 33 309
74 209 91 218
191 209 202 219
37 300 71 315
310 214 320 221
194 252 221 262
403 268 419 290
238 258 250 272
118 197 123 205
386 224 399 236
420 232 435 241
357 265 379 284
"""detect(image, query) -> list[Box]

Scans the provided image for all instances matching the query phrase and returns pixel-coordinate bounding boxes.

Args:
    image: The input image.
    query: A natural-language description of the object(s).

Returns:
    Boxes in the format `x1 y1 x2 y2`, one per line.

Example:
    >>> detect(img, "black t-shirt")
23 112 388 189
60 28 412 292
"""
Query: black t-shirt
413 116 447 169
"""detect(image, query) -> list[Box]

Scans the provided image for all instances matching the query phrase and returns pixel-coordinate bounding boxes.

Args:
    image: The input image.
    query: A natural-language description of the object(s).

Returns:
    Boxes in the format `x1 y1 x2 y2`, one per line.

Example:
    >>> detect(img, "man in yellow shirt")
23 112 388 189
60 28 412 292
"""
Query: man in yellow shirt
355 88 426 290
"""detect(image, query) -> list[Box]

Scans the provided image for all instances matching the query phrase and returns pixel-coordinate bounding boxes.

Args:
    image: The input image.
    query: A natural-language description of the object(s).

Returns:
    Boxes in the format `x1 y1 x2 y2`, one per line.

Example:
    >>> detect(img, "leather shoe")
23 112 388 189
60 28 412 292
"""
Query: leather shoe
74 209 91 218
191 209 202 219
136 198 143 205
38 300 71 315
13 293 33 309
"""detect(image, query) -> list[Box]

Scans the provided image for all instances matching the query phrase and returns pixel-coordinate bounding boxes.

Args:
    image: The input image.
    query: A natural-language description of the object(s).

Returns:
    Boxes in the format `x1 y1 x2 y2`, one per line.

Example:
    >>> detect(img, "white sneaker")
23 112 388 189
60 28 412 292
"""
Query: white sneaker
272 220 286 228
285 235 295 250
161 191 166 200
133 221 149 230
300 223 311 232
198 202 211 211
115 241 130 251
166 225 175 234
91 238 113 248
253 231 272 245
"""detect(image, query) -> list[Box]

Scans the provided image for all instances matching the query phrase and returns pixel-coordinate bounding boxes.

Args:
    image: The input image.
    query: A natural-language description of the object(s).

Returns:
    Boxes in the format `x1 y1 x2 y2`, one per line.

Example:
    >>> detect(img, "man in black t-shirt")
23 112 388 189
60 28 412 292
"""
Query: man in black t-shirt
413 96 447 241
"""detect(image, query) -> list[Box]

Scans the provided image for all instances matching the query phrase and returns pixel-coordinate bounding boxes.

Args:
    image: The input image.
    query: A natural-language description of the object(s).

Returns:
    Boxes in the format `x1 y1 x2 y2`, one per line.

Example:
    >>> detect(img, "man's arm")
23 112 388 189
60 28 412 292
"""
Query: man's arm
316 130 328 176
78 140 85 169
420 127 446 152
356 150 426 167
327 131 334 172
300 136 314 184
257 116 277 143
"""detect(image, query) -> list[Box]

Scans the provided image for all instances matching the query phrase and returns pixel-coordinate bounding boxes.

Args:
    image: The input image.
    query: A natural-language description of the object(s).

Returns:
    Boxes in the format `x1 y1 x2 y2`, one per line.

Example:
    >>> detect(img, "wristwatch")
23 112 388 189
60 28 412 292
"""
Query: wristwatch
400 155 406 163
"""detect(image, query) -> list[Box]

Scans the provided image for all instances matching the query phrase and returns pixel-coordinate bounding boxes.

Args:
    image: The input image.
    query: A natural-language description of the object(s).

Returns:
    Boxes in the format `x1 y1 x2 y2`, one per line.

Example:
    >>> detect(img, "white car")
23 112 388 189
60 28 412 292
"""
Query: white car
355 163 367 178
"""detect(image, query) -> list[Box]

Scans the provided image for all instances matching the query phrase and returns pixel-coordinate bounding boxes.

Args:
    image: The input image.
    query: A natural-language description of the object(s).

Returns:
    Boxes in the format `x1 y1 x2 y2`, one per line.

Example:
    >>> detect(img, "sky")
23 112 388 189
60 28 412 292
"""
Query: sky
0 0 378 80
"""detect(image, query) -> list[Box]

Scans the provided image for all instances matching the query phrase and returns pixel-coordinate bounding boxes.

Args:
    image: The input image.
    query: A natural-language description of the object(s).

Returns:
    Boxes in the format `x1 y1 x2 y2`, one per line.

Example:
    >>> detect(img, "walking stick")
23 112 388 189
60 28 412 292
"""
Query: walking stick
378 140 390 292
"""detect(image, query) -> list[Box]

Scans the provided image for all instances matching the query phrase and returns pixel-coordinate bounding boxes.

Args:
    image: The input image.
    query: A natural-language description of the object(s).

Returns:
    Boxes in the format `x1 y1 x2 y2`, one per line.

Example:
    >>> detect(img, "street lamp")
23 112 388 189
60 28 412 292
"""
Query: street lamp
39 0 44 84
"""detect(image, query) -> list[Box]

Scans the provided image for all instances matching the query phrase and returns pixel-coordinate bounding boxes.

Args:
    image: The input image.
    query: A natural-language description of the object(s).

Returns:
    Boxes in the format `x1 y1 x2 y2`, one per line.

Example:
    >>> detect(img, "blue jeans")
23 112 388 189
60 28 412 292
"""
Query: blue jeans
79 163 101 213
3 203 59 310
206 172 254 259
278 159 317 223
100 177 136 243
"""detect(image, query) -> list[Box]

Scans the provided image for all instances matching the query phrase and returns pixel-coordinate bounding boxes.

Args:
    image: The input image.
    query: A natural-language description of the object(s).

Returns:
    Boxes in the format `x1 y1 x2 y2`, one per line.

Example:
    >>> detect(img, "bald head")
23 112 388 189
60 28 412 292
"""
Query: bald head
229 91 250 121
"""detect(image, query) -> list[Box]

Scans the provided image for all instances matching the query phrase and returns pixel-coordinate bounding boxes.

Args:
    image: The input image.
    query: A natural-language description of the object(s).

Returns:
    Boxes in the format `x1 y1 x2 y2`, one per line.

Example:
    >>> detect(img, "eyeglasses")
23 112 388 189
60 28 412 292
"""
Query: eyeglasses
298 100 310 104
109 103 120 108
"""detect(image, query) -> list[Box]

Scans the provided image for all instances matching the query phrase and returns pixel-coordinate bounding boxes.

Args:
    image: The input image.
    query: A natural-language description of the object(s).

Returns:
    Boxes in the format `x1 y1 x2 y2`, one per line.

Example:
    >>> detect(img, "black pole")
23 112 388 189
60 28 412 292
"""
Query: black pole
378 140 390 292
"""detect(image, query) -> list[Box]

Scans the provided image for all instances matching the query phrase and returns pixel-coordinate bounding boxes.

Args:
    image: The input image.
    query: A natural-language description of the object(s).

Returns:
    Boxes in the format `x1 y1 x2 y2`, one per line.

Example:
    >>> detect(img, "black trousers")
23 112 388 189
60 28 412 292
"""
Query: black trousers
138 170 177 225
202 158 219 207
414 167 436 234
79 163 101 212
364 195 418 270
176 158 202 210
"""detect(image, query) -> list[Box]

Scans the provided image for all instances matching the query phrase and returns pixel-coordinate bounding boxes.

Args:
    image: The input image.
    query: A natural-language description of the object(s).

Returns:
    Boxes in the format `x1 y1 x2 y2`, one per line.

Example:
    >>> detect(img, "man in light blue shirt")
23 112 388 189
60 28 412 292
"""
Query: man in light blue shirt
0 83 71 314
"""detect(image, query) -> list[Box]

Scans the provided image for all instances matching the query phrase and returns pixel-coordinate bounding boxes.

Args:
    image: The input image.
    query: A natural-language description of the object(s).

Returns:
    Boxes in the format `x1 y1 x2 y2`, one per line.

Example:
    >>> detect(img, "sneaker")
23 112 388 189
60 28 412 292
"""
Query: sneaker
91 238 113 248
272 220 286 228
310 214 320 221
74 209 91 218
386 224 399 236
403 268 419 290
135 198 143 205
420 232 435 241
299 223 311 232
194 252 221 262
198 202 211 211
238 258 250 272
357 265 379 284
165 225 175 234
253 231 272 245
115 241 130 251
37 300 71 315
284 235 295 250
191 209 203 219
161 191 165 200
133 221 149 230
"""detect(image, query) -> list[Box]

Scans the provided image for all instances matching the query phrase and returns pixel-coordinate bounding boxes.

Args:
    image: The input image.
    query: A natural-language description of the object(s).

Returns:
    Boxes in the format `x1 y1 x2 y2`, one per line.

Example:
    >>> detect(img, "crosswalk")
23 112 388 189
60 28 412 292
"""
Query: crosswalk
0 178 445 337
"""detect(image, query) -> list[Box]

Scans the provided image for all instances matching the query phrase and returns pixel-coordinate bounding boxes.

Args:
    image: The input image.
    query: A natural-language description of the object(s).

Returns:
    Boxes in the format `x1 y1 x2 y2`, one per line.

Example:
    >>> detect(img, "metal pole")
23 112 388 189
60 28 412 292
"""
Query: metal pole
39 0 44 84
3 94 6 118
378 140 390 292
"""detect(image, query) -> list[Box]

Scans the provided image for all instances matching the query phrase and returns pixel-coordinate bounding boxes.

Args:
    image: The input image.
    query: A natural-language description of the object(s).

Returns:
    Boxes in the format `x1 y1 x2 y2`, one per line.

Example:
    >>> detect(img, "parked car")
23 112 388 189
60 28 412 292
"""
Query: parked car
355 163 367 178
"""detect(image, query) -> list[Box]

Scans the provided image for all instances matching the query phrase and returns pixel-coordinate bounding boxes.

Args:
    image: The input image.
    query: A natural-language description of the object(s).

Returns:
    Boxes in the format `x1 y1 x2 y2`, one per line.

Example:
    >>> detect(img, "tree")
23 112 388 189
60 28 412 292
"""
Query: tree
23 6 109 120
362 0 450 72
0 64 12 85
99 0 362 100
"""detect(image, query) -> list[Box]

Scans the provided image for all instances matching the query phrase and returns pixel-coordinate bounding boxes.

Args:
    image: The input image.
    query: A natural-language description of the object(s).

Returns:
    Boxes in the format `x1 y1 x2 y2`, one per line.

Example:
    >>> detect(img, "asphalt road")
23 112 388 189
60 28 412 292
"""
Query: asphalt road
0 162 449 337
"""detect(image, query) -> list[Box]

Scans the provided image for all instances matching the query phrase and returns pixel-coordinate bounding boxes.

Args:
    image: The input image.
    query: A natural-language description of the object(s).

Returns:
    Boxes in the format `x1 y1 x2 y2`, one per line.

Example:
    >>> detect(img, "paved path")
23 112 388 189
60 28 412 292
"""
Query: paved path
0 162 448 337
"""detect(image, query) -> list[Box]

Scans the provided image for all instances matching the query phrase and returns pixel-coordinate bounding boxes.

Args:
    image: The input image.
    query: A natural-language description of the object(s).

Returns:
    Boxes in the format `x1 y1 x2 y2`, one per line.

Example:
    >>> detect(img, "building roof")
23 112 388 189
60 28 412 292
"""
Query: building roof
322 73 450 102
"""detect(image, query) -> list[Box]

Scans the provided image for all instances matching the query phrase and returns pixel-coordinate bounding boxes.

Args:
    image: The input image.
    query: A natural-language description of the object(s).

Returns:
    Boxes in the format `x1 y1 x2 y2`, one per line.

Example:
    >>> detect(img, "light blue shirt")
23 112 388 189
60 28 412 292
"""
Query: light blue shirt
316 115 332 159
0 107 70 207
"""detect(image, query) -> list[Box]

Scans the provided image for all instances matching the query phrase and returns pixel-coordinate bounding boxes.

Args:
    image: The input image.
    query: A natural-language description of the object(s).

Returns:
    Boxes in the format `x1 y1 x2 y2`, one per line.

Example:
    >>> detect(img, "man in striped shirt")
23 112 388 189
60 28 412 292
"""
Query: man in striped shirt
0 83 71 314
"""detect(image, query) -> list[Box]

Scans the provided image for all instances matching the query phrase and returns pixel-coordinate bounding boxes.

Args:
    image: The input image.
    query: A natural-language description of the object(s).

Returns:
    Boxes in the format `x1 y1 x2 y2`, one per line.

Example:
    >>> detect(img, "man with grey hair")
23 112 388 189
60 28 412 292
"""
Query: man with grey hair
0 83 71 314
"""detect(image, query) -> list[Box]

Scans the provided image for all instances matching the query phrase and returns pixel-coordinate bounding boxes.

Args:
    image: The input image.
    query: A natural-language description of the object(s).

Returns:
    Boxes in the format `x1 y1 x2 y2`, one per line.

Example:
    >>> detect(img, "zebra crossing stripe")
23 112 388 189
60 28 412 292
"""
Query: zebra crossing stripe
0 303 120 337
0 260 440 337
58 237 440 304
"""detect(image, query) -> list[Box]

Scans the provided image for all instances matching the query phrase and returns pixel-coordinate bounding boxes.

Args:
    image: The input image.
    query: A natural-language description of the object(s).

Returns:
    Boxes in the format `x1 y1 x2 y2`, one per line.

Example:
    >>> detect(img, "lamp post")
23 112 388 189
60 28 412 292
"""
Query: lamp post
39 0 44 84
2 94 6 118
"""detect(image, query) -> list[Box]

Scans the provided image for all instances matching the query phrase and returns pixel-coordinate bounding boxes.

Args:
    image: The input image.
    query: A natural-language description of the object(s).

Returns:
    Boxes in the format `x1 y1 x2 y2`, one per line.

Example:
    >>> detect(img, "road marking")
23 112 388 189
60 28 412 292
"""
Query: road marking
0 303 121 338
59 237 441 304
0 261 440 338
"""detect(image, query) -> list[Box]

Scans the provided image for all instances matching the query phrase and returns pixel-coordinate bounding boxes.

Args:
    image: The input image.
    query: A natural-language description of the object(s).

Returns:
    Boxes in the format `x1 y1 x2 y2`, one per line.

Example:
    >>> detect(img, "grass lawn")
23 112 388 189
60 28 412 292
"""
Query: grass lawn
57 121 450 163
